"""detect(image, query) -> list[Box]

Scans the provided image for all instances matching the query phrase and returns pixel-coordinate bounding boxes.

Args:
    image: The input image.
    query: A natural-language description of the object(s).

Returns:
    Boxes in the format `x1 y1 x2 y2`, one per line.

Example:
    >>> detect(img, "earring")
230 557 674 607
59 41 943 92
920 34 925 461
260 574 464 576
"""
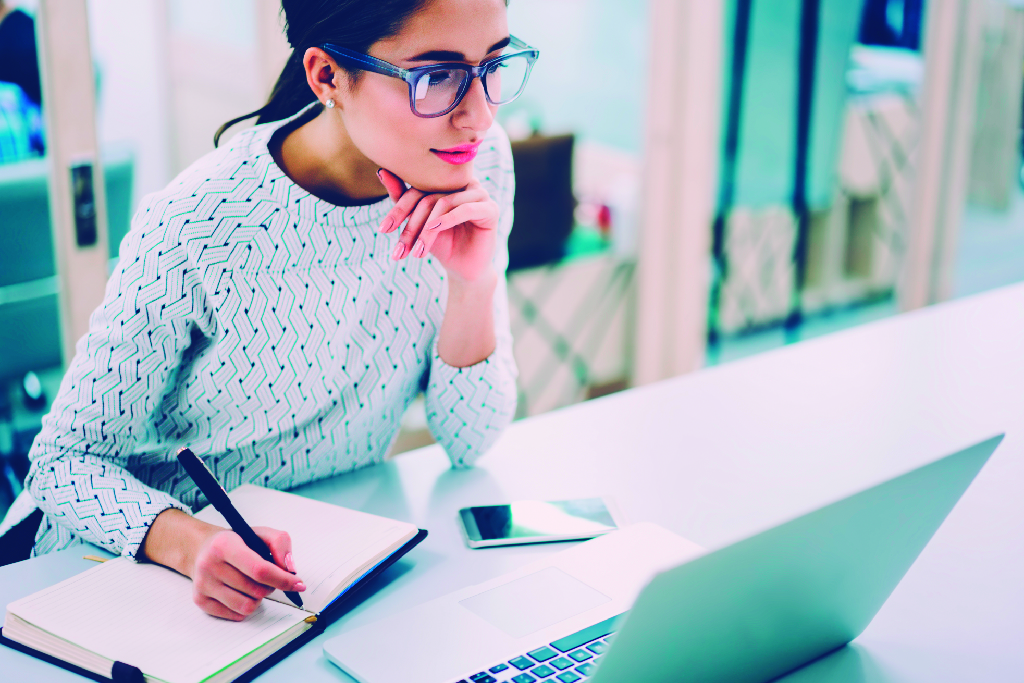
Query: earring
324 99 336 109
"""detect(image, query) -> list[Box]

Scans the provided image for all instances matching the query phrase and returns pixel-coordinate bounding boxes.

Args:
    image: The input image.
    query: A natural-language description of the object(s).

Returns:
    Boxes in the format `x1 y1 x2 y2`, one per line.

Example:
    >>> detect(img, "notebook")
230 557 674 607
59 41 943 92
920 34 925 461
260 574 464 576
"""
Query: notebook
2 485 425 683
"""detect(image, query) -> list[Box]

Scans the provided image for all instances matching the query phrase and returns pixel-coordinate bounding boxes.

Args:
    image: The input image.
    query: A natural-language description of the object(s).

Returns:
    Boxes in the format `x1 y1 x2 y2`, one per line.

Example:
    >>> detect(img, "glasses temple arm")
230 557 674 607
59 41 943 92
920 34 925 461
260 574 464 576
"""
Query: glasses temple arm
320 44 409 80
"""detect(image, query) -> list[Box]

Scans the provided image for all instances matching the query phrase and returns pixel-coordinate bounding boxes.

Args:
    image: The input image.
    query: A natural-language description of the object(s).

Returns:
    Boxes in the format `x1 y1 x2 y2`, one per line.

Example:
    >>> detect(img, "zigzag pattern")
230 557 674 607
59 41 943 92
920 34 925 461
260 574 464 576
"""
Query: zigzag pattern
26 104 518 559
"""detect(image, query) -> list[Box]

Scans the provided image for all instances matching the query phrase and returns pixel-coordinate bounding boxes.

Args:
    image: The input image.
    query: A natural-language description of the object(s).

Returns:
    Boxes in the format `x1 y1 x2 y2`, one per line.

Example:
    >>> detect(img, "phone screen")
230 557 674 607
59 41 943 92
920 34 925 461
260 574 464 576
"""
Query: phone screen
463 498 618 541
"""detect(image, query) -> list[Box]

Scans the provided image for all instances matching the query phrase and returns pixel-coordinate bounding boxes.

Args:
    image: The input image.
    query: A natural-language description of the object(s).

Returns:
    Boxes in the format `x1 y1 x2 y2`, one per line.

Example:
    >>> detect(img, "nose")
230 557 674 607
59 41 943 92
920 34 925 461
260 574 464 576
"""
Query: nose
452 77 495 132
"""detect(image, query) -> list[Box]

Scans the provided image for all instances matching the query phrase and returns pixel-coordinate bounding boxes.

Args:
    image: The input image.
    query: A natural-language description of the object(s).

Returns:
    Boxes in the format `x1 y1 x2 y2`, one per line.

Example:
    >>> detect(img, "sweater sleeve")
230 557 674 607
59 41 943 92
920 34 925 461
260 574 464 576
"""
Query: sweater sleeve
424 127 519 467
25 197 204 560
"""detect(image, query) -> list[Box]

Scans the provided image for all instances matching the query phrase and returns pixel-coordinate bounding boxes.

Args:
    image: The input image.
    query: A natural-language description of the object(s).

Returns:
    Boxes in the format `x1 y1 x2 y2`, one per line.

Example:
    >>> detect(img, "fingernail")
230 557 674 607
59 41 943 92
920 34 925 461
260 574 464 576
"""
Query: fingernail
376 168 383 180
412 241 425 258
295 581 306 592
379 217 393 233
392 242 406 260
426 221 441 231
285 552 295 572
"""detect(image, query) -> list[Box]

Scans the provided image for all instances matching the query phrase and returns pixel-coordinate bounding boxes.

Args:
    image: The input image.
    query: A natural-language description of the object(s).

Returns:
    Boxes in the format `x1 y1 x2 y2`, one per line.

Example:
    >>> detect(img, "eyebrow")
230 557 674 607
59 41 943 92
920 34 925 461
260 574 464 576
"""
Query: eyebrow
407 36 511 63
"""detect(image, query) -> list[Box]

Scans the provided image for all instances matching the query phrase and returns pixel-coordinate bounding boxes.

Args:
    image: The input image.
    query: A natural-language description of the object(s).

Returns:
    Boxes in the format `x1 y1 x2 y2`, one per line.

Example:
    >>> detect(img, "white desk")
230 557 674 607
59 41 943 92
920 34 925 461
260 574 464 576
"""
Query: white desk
3 283 1024 682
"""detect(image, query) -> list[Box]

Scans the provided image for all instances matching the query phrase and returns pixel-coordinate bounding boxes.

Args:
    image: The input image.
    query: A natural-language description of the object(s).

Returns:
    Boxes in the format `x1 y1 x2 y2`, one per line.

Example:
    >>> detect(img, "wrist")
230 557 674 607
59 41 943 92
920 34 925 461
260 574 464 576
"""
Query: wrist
447 266 497 299
141 508 223 577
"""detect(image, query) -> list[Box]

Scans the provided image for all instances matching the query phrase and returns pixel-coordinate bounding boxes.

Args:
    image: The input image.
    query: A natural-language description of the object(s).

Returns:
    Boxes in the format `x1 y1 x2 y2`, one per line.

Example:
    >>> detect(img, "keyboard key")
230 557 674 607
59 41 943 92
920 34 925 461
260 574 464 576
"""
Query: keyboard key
511 675 536 683
550 614 625 653
575 662 596 676
489 663 510 673
585 641 606 654
470 675 496 683
556 673 581 683
550 657 573 671
527 646 558 662
510 656 535 670
568 649 592 662
532 664 555 677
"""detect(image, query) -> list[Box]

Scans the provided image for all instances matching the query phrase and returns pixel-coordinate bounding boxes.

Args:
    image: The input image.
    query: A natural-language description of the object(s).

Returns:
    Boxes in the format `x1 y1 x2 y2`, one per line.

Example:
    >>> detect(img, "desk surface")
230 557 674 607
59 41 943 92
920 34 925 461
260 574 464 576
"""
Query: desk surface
3 284 1023 682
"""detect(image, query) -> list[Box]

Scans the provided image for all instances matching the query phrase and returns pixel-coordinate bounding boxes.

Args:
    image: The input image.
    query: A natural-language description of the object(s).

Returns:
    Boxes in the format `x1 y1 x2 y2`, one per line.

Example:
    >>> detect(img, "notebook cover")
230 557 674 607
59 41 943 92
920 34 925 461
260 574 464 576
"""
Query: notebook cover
0 528 428 683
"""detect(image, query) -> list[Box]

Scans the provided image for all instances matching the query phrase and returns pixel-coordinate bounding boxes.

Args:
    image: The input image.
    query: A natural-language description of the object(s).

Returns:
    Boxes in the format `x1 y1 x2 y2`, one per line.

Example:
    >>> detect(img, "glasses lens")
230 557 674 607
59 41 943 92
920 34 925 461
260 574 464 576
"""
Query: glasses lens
413 68 468 116
483 53 531 105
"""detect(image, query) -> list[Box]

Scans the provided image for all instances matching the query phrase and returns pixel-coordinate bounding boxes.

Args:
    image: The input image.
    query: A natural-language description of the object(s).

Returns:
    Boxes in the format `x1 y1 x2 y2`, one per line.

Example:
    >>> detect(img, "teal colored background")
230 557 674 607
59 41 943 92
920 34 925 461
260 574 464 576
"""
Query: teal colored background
723 0 864 211
504 0 650 154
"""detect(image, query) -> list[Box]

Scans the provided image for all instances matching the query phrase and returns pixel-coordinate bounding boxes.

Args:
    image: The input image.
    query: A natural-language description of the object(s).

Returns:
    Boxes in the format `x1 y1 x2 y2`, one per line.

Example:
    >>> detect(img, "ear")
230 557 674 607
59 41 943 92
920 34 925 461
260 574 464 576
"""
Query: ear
303 47 343 106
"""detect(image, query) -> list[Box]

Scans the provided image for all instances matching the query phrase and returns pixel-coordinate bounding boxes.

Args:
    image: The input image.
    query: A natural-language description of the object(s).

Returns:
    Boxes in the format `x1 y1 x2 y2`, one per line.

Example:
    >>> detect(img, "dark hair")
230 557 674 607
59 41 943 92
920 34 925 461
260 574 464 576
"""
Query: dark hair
214 0 428 147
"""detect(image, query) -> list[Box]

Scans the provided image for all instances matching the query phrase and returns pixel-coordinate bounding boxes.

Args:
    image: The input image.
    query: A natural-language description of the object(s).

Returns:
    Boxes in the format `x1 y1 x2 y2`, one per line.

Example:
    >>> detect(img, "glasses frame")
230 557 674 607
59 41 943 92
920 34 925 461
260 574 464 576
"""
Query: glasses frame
320 35 539 118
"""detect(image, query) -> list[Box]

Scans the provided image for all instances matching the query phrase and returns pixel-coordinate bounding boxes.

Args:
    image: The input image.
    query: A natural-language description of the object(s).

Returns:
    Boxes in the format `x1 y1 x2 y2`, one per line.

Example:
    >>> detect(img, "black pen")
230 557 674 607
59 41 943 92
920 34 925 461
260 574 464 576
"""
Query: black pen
176 447 304 608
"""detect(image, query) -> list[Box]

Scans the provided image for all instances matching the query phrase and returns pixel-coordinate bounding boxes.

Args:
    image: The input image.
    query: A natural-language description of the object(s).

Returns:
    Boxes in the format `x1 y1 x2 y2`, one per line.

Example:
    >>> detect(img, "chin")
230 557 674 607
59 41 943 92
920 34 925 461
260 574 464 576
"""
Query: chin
407 161 476 194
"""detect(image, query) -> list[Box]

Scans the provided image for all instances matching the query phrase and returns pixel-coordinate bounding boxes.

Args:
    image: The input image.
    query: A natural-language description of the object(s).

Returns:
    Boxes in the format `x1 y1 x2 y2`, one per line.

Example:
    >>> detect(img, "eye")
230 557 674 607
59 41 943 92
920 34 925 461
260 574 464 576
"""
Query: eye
428 70 458 86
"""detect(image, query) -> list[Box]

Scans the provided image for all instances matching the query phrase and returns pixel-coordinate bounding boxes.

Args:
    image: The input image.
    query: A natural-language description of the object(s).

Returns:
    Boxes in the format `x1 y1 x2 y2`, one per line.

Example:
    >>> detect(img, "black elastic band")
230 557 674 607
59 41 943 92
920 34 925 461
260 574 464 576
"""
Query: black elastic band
111 661 145 683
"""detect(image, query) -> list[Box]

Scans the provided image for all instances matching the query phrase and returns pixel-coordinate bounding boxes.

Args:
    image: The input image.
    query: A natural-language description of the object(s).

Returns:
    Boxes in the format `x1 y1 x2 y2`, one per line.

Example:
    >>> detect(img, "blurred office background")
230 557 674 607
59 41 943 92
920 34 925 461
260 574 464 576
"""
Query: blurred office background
2 0 1023 517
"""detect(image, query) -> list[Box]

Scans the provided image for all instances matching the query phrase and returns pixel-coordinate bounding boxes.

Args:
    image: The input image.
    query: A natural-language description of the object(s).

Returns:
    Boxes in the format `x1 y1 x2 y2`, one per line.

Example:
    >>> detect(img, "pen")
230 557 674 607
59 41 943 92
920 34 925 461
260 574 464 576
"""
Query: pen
176 447 304 608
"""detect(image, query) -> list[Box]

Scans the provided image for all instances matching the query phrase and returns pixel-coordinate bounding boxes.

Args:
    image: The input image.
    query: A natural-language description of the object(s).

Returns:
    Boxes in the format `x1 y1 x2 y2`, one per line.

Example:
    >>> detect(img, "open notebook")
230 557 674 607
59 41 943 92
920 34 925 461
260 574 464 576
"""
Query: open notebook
2 485 424 683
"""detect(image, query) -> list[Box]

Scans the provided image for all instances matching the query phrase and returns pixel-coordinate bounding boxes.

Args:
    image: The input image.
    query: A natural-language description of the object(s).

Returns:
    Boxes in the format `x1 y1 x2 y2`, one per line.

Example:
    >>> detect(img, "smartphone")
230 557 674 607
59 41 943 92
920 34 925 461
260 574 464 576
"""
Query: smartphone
458 497 623 548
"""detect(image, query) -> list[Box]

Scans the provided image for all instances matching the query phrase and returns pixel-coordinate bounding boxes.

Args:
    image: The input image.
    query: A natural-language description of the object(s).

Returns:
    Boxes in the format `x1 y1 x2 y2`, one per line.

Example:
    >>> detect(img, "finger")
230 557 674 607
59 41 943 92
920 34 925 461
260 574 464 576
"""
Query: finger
222 536 305 592
416 201 499 257
210 580 262 617
254 526 294 574
194 593 245 621
417 189 490 250
213 561 275 600
379 184 425 235
376 168 406 204
396 194 441 260
421 187 490 231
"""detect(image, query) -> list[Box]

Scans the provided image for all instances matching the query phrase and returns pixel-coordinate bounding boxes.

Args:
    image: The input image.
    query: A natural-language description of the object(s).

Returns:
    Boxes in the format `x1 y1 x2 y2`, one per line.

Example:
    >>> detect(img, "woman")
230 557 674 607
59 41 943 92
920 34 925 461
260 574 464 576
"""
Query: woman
0 0 533 620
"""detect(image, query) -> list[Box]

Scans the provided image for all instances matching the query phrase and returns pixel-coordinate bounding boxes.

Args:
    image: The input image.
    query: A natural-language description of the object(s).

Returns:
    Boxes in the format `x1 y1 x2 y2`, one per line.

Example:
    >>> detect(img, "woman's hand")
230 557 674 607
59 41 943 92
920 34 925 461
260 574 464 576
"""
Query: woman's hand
141 509 305 621
377 169 500 285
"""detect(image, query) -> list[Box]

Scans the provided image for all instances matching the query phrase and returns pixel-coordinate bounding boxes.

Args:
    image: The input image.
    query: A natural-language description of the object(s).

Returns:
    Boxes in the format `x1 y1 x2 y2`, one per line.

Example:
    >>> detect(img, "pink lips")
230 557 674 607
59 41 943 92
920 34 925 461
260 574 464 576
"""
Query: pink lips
431 141 482 165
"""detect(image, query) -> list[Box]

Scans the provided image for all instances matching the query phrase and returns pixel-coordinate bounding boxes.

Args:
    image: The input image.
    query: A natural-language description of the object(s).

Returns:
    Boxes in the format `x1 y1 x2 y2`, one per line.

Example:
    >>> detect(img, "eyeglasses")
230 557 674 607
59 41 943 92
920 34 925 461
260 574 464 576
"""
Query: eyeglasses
320 35 539 118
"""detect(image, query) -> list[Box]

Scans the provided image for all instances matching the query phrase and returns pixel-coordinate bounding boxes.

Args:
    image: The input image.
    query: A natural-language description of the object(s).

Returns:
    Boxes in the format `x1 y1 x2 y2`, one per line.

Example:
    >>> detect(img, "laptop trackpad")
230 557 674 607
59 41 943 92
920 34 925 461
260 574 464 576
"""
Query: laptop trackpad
459 567 610 639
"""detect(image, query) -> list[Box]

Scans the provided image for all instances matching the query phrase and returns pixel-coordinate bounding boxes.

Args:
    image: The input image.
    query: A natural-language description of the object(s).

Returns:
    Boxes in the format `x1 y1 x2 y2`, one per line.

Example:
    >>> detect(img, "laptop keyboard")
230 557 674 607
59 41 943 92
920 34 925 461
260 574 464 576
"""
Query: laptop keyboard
452 614 623 683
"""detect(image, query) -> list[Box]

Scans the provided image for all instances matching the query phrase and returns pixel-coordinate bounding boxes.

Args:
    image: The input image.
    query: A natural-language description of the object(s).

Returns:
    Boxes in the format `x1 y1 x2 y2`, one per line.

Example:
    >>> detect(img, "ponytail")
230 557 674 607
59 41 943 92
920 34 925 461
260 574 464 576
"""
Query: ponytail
213 0 430 148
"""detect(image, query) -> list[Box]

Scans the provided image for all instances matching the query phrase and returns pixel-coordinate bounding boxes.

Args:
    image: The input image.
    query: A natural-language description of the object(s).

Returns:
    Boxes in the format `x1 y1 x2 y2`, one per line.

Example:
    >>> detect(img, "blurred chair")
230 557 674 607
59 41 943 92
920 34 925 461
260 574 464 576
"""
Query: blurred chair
709 0 868 338
0 144 134 379
0 146 133 507
507 133 576 271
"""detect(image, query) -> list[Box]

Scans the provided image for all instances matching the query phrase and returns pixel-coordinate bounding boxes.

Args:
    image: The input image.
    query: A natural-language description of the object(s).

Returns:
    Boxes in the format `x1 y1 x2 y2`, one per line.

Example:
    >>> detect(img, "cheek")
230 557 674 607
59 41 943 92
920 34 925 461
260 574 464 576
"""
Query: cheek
343 84 479 193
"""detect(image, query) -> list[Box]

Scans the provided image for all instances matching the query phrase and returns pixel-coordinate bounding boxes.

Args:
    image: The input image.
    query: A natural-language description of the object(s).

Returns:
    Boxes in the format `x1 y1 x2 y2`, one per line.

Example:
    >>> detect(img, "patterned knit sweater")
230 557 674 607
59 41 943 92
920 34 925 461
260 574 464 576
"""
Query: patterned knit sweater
16 105 518 559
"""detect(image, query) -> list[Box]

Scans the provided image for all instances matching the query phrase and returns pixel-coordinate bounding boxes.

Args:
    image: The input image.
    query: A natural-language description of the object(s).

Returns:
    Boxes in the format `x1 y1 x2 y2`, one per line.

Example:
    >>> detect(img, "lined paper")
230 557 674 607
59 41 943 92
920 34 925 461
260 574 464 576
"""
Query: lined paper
194 485 417 613
7 558 307 683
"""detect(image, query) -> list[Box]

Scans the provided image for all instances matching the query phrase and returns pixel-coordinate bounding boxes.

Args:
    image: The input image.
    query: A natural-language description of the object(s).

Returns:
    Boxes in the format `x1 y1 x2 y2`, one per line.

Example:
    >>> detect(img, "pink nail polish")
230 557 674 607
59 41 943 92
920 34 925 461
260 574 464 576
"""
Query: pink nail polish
295 581 306 591
412 241 425 258
285 552 295 572
392 242 406 260
379 217 393 233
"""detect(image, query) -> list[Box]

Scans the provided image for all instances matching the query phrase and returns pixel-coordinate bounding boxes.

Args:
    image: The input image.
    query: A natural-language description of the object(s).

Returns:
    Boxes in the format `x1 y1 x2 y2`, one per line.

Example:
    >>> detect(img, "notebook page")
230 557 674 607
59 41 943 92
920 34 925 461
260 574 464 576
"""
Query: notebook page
194 485 417 613
7 558 308 683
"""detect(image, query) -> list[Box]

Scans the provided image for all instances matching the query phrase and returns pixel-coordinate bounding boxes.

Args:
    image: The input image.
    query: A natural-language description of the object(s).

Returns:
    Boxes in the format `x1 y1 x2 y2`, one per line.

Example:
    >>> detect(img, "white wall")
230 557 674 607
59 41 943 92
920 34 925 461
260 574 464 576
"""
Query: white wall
86 0 173 203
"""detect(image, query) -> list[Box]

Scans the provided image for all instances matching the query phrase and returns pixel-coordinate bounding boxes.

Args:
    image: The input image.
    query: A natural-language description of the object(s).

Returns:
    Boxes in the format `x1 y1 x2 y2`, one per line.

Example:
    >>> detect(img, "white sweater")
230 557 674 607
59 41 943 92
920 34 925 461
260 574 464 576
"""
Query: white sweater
17 105 518 559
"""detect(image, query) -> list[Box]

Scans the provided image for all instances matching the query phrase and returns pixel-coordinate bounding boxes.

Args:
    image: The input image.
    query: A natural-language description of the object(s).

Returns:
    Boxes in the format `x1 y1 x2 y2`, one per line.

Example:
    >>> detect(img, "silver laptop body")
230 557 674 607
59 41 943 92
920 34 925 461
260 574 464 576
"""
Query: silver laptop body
324 435 1002 683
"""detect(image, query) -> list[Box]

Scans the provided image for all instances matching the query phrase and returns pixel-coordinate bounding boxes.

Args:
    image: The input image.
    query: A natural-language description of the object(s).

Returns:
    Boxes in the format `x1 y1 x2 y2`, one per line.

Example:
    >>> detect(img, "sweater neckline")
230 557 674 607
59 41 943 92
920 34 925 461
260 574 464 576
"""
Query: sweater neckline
249 103 393 230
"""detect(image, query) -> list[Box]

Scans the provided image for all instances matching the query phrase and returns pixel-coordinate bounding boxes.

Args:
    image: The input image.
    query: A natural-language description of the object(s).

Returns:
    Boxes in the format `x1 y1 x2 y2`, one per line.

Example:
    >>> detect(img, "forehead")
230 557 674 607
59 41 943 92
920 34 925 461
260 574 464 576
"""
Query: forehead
376 0 509 61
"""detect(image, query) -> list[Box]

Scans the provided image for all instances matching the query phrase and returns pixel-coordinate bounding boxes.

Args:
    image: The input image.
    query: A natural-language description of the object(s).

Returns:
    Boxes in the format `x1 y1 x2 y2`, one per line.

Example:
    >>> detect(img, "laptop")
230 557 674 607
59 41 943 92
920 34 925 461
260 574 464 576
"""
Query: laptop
324 435 1003 683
